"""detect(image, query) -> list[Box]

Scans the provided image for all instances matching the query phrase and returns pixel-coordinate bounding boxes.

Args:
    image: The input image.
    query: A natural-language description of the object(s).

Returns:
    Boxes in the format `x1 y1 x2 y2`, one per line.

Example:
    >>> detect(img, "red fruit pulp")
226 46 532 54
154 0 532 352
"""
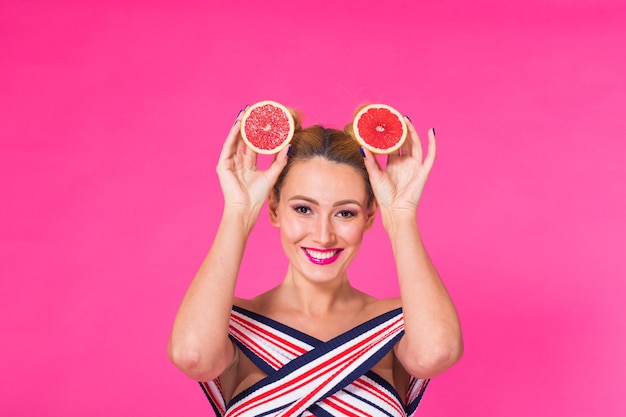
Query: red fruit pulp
356 107 405 149
243 104 291 151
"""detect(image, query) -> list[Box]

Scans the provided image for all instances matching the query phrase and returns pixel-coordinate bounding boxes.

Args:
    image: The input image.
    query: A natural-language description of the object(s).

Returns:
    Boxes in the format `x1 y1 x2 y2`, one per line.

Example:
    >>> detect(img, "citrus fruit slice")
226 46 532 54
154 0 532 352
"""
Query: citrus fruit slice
240 100 295 154
352 104 408 154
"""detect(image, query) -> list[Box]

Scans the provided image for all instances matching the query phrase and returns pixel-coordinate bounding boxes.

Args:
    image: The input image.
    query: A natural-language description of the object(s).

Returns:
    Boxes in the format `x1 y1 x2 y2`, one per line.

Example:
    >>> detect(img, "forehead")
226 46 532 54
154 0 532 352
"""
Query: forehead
281 158 368 203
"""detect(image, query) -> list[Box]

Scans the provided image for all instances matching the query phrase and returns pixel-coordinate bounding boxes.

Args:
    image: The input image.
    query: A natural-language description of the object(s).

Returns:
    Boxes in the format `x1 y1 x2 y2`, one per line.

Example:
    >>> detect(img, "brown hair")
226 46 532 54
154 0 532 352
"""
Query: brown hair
272 124 374 207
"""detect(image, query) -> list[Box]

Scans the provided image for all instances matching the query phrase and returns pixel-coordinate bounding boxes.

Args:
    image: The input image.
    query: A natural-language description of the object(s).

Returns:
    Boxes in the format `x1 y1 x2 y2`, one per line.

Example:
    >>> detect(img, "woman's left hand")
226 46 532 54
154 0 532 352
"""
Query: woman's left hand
362 118 436 220
363 120 463 377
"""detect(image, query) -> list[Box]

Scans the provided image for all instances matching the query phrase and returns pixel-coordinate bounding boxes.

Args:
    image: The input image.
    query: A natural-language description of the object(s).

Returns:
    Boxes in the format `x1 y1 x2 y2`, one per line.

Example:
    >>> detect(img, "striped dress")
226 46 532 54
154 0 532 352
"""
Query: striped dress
200 306 429 417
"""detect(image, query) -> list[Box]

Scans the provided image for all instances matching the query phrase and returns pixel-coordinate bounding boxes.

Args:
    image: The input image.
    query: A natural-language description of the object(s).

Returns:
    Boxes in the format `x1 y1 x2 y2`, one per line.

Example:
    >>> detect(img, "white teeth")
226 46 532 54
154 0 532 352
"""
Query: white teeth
306 249 338 260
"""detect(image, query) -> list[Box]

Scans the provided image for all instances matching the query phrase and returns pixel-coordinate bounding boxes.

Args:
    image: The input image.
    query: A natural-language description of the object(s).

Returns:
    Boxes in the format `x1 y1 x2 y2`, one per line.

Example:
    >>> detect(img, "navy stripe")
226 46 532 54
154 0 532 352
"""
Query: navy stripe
306 403 336 417
232 305 403 347
315 331 404 405
199 382 224 417
227 308 404 408
340 388 397 417
256 401 297 417
364 370 405 407
232 305 320 346
230 334 276 375
406 379 429 416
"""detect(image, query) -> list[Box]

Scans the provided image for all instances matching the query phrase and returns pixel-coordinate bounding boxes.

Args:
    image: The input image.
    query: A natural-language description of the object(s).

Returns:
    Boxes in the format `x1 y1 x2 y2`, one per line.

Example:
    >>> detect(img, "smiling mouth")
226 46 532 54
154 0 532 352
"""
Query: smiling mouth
302 248 343 265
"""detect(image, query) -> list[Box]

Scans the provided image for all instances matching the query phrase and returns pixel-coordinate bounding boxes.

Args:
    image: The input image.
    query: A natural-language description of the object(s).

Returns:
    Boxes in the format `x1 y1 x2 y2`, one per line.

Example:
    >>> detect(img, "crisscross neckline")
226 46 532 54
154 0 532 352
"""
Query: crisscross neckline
227 306 406 408
232 305 403 345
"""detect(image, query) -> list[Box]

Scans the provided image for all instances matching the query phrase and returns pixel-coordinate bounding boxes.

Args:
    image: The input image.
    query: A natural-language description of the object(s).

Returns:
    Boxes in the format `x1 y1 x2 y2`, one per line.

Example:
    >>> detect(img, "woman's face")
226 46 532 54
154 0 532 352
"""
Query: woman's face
269 157 376 284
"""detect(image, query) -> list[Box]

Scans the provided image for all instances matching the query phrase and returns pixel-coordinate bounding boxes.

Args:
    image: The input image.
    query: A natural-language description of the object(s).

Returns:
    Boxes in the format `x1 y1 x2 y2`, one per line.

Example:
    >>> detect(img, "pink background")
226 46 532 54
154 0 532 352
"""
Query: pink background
1 0 625 416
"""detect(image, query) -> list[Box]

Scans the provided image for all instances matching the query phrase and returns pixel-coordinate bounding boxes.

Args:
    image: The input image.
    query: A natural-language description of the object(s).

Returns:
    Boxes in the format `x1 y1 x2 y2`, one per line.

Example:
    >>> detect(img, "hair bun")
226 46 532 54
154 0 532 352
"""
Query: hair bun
287 107 304 131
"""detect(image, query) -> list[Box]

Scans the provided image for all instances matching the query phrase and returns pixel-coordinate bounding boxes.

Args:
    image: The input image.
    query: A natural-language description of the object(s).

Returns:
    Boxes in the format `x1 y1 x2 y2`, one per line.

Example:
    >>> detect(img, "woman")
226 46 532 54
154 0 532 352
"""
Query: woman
168 106 463 417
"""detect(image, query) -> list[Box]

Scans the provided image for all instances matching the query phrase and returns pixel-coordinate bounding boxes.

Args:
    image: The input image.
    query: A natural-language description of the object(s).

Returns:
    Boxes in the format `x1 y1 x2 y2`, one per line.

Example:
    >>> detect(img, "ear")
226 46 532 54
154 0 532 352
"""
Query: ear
364 200 377 231
268 192 280 227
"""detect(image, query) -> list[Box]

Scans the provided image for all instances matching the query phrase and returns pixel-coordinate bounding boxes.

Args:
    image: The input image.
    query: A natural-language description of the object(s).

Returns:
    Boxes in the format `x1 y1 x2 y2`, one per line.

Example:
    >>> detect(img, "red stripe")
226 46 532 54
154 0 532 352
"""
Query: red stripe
232 313 308 356
202 381 226 415
263 319 403 416
406 377 426 404
234 319 304 360
322 396 365 417
282 318 403 414
352 377 404 416
286 320 404 415
230 326 283 369
277 333 392 416
229 315 404 417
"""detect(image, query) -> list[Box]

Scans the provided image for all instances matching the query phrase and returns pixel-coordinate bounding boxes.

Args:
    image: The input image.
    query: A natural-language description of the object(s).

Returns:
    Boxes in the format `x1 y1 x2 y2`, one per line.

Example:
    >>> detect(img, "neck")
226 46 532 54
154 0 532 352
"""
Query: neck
278 267 355 316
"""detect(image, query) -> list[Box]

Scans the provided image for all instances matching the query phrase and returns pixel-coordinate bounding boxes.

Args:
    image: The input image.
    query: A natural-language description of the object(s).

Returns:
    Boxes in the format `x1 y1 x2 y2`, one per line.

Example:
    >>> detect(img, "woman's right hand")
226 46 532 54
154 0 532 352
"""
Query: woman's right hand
216 108 290 225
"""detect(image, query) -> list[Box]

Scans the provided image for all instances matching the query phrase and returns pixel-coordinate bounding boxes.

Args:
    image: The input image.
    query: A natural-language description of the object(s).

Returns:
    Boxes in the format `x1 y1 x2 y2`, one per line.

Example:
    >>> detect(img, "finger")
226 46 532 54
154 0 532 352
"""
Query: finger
235 132 246 156
219 108 246 163
423 128 437 171
386 146 402 166
387 116 410 163
361 146 383 180
405 117 423 162
265 144 290 183
399 115 414 157
243 141 258 170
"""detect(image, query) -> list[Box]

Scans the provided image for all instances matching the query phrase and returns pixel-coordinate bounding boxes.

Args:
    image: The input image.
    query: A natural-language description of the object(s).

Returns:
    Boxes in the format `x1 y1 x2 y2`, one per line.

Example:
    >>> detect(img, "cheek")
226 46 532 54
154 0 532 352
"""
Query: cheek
278 215 308 242
335 222 366 244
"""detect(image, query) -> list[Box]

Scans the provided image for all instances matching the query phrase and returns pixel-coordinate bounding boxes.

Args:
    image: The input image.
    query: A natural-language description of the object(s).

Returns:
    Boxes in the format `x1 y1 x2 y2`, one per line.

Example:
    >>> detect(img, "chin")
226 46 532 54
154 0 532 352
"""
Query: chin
300 266 346 284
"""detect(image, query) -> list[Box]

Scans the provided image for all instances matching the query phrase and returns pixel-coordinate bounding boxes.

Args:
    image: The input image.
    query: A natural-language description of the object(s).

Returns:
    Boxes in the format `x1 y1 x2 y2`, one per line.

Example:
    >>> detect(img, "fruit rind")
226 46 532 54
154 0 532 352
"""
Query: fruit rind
240 100 295 155
352 104 408 154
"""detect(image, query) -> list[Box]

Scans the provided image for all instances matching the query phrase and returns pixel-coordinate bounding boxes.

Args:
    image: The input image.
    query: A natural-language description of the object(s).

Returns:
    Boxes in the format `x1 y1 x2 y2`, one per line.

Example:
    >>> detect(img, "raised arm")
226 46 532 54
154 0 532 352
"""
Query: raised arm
168 109 289 381
362 120 463 378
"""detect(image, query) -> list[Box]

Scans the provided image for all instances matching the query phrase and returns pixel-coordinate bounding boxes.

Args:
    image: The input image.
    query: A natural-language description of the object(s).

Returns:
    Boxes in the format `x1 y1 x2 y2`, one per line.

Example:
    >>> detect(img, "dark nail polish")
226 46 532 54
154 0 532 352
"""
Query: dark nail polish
432 127 436 136
287 145 292 155
404 115 411 122
233 109 244 126
360 147 366 158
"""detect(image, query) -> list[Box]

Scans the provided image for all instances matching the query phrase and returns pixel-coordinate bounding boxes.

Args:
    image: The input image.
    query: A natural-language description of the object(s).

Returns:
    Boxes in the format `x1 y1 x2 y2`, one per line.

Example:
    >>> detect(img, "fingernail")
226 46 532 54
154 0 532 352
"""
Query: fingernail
360 147 366 158
404 115 411 122
432 127 436 136
287 145 292 155
233 108 244 126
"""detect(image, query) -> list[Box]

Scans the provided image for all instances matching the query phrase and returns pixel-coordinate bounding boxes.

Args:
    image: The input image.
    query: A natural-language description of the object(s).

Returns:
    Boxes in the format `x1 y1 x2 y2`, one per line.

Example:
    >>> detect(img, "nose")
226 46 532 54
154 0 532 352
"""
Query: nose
312 216 336 246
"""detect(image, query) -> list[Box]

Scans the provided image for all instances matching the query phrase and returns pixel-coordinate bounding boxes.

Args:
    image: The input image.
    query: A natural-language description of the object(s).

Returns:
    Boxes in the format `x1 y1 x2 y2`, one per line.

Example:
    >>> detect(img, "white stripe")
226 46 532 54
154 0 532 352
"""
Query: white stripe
233 317 403 417
230 311 313 363
275 321 404 416
211 309 414 417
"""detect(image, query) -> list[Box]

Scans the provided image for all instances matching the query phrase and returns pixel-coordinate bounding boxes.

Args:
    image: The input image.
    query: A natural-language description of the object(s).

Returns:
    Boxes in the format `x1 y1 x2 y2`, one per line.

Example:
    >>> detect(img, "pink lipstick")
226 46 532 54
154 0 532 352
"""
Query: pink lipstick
302 247 343 265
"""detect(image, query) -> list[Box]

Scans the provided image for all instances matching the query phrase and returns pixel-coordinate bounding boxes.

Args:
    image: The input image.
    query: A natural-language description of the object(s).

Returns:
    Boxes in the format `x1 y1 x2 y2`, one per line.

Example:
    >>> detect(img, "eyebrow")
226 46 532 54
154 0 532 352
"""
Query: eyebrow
288 195 363 208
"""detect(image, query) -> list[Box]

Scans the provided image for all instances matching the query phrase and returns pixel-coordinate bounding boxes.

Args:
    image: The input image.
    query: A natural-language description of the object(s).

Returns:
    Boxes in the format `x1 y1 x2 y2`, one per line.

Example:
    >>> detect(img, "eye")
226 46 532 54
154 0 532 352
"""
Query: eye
337 210 357 218
293 205 311 215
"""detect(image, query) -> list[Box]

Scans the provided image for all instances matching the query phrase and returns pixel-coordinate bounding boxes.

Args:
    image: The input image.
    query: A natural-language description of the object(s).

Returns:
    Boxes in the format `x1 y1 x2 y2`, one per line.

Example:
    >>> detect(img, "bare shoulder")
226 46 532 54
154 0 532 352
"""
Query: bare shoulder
232 296 254 310
365 296 403 316
232 289 280 315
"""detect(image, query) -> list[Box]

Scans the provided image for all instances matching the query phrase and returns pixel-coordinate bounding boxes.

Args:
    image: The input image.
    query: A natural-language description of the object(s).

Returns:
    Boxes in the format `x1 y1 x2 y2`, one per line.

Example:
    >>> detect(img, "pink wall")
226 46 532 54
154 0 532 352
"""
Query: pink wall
1 1 625 416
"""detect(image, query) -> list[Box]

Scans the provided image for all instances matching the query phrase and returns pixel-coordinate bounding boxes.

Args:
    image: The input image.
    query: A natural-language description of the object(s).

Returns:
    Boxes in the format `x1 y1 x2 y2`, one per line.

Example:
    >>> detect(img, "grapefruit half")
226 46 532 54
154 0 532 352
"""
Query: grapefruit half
240 100 295 154
353 104 408 154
